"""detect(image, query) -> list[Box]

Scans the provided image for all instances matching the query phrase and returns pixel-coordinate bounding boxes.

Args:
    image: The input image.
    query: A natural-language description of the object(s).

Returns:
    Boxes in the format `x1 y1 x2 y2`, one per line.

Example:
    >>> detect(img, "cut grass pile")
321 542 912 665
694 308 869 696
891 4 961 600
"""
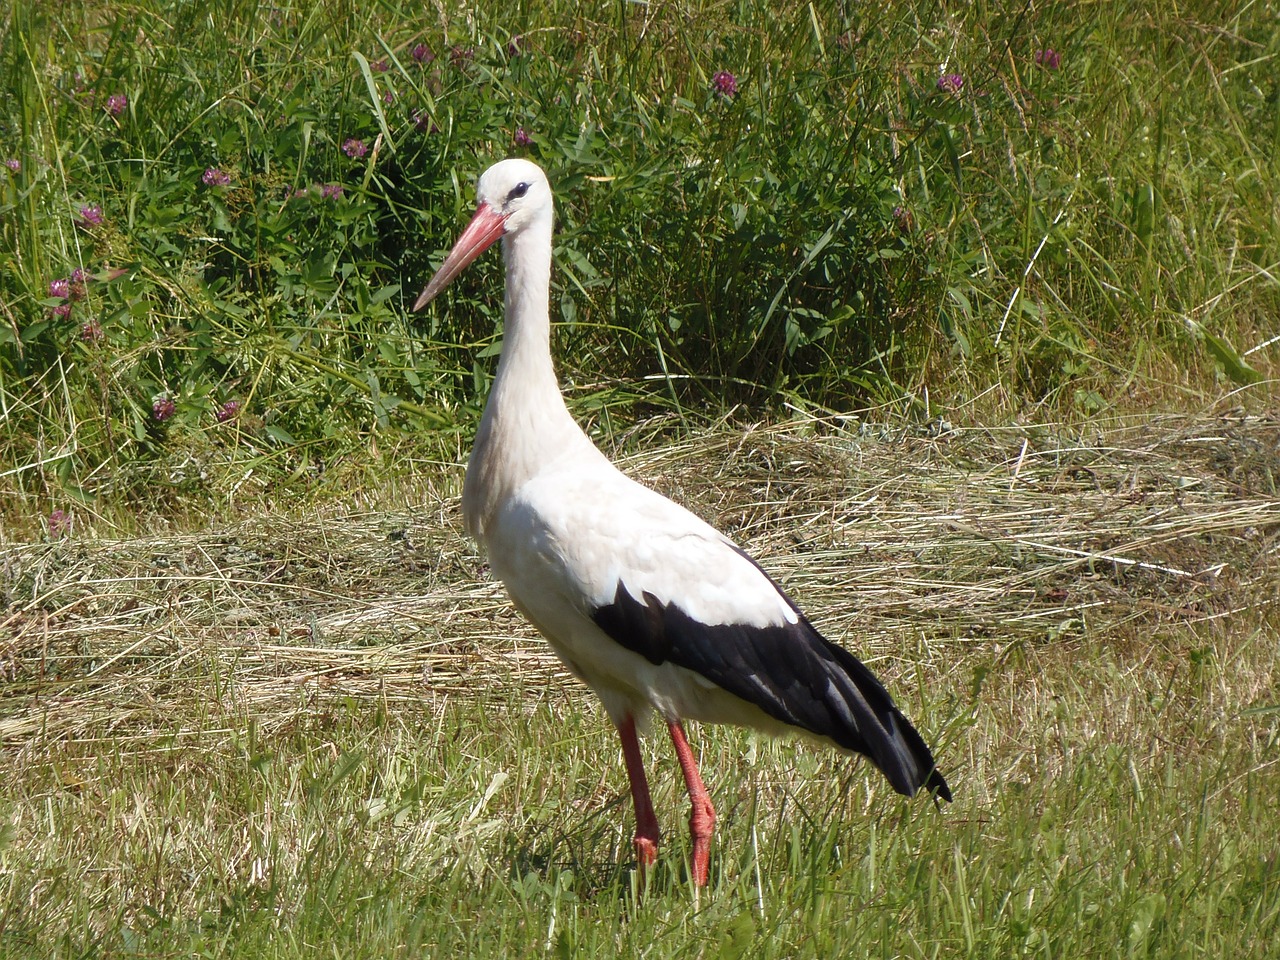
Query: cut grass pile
2 411 1277 956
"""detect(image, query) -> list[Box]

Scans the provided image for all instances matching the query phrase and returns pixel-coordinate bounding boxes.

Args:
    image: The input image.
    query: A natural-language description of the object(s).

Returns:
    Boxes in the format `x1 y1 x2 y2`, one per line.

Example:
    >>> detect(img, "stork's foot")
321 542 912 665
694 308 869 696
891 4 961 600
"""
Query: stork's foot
668 719 716 887
618 713 663 880
687 794 716 886
634 834 659 871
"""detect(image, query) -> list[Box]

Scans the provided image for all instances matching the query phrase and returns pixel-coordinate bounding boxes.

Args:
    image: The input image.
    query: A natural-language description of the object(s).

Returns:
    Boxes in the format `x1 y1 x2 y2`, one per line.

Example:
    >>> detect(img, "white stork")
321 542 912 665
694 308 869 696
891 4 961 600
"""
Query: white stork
414 158 950 886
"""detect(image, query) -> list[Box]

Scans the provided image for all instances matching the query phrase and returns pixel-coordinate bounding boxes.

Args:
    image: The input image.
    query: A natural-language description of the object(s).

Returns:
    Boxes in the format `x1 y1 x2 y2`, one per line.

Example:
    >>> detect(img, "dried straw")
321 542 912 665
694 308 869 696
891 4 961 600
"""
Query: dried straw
2 412 1276 750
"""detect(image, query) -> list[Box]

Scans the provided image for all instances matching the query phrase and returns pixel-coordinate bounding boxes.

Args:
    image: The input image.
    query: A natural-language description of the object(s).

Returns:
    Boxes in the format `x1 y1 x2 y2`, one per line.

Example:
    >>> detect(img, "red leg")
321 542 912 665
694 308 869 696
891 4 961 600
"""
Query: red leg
667 720 716 886
617 714 661 871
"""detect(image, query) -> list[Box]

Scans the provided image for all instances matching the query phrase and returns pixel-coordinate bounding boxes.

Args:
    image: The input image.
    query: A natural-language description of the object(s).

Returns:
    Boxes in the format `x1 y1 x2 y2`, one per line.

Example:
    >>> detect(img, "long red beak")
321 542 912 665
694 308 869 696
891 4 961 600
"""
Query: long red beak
413 202 507 311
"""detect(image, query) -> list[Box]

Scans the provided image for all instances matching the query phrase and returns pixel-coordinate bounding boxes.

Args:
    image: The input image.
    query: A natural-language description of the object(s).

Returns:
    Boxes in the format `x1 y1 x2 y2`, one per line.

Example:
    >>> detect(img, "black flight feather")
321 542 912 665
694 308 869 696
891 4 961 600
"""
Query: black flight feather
591 580 951 802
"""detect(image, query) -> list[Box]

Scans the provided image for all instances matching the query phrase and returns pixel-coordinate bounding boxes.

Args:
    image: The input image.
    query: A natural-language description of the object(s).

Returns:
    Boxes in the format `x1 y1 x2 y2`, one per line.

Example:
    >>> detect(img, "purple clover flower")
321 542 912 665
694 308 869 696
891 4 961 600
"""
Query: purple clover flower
711 70 738 98
51 272 91 301
507 35 523 57
72 74 96 105
937 72 964 94
383 89 395 105
106 93 127 116
413 109 438 134
215 399 240 423
153 396 176 421
203 167 231 186
321 183 344 200
449 46 475 67
48 509 72 538
50 302 73 320
4 158 18 172
412 43 434 64
342 138 368 159
81 319 104 343
1035 49 1061 70
78 203 105 227
513 127 533 147
371 58 389 73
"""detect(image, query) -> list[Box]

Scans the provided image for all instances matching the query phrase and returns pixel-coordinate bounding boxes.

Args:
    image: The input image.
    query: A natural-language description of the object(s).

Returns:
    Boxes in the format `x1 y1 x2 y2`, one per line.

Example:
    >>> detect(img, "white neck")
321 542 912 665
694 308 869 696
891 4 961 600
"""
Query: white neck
461 212 592 541
494 223 559 396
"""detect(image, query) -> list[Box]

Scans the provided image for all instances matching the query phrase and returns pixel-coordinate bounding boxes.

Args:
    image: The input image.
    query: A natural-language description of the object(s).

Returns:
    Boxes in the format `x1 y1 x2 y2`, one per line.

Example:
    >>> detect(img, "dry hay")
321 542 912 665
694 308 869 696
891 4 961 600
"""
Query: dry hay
2 411 1277 754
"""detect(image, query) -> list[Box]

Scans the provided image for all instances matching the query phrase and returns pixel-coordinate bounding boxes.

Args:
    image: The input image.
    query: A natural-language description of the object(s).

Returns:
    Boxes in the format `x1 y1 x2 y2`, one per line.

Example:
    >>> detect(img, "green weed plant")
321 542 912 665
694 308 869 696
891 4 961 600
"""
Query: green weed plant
1 0 1276 518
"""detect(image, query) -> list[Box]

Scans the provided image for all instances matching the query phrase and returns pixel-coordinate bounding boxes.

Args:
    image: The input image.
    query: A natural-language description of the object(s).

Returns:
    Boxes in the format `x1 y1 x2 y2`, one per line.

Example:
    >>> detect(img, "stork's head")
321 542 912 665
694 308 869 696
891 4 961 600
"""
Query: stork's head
413 158 551 310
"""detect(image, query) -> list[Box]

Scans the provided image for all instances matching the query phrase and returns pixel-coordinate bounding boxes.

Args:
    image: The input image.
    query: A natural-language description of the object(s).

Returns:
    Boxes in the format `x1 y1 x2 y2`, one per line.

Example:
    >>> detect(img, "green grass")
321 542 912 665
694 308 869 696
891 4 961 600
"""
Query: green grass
7 677 1274 958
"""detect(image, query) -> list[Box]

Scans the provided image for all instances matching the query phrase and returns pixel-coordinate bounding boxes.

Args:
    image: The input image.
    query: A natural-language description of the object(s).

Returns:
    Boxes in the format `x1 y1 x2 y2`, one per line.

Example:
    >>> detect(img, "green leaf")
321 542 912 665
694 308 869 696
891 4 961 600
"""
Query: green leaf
352 52 395 153
716 912 757 960
939 124 963 190
1196 325 1263 385
1133 182 1155 253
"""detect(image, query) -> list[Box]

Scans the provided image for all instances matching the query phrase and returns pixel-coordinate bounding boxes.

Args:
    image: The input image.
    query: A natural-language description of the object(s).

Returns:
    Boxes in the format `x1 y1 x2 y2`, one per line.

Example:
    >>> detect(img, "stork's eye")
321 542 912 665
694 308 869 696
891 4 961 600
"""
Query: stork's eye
506 182 530 202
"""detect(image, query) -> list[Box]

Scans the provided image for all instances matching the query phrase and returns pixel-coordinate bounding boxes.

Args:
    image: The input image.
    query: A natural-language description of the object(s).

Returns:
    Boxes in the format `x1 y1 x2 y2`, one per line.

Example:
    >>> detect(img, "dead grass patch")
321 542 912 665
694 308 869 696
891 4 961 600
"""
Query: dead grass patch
3 410 1276 756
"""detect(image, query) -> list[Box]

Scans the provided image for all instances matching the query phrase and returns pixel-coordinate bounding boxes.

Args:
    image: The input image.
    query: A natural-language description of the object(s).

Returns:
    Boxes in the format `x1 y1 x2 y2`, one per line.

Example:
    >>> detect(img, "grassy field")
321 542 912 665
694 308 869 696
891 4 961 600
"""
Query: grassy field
3 0 1280 956
3 413 1278 956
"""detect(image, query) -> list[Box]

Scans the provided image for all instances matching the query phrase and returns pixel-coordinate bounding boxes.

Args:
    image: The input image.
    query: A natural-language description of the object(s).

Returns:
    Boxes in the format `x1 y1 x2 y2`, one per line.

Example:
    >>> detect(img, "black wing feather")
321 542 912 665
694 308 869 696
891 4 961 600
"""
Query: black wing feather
591 580 951 802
